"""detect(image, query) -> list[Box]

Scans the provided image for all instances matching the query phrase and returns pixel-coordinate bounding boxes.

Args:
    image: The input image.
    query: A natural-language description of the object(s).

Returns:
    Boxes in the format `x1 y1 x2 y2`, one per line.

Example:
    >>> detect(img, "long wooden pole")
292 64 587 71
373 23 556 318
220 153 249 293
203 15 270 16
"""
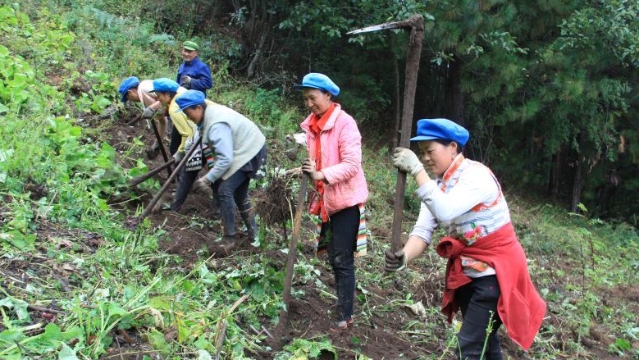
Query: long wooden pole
126 114 143 126
128 159 176 187
149 118 173 178
390 15 424 252
348 15 424 252
271 174 308 349
136 138 202 222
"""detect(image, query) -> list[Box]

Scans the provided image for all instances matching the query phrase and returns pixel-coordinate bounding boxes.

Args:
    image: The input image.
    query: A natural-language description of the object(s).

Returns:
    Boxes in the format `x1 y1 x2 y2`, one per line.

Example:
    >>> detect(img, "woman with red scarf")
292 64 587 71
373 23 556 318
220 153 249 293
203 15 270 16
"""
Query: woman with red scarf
294 73 369 331
386 118 546 359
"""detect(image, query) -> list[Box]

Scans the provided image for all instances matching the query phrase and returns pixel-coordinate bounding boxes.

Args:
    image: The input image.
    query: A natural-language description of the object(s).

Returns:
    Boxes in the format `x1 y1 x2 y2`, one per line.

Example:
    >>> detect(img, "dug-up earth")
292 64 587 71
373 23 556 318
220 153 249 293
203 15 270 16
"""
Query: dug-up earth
103 113 636 359
102 114 476 360
7 112 635 360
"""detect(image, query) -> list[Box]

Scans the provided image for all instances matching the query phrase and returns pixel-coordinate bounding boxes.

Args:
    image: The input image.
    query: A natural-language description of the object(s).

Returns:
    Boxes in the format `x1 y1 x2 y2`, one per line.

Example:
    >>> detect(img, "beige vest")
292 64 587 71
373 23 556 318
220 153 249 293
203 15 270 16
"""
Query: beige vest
200 102 266 180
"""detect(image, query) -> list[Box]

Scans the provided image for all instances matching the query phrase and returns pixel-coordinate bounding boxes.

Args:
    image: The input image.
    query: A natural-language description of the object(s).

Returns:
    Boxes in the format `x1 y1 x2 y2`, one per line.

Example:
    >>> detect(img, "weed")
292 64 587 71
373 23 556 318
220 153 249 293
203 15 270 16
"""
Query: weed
1 2 639 360
274 337 336 360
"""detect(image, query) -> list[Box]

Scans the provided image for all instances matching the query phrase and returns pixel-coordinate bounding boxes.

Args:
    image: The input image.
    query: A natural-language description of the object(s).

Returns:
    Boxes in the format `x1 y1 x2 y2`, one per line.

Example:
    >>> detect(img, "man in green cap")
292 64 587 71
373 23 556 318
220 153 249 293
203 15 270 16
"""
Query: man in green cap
176 40 213 96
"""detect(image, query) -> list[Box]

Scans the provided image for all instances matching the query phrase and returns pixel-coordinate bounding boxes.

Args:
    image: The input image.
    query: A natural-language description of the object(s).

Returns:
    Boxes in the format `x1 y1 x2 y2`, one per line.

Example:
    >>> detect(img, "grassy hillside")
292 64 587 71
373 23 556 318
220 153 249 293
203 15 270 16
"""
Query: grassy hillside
0 1 638 359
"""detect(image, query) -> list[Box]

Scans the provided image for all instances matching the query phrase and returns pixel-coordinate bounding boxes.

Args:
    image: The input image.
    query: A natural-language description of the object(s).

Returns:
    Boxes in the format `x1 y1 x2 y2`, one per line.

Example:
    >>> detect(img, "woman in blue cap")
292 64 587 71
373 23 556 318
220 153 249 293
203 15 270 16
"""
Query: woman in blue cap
294 73 369 331
118 76 167 155
150 78 194 158
386 118 546 359
150 78 208 212
175 90 267 253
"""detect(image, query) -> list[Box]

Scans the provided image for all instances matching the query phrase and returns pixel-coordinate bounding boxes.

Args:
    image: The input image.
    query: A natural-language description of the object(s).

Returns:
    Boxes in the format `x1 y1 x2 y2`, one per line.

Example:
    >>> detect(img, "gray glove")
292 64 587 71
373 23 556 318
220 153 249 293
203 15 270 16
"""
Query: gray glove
180 76 192 87
142 107 155 119
184 136 195 153
172 151 184 162
392 147 424 176
384 249 406 272
193 176 212 194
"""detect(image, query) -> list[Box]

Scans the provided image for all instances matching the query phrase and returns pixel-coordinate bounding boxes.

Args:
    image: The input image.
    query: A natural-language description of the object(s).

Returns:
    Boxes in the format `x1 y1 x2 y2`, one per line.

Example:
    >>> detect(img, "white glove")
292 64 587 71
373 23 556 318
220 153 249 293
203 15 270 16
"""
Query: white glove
142 107 155 119
172 151 184 162
193 177 212 194
392 147 424 176
285 132 307 146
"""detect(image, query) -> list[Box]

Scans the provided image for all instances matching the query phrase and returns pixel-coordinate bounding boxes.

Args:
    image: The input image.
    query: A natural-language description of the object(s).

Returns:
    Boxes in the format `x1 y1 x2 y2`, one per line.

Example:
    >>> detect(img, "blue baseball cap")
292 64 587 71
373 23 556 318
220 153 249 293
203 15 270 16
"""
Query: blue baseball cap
118 76 140 102
151 78 179 93
410 118 470 146
293 73 340 96
174 89 205 112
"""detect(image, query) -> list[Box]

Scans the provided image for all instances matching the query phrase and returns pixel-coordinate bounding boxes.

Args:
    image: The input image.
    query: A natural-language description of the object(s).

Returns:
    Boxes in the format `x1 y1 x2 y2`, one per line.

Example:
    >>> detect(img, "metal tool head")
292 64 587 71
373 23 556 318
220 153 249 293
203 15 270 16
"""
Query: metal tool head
285 133 307 146
347 21 406 35
347 14 424 35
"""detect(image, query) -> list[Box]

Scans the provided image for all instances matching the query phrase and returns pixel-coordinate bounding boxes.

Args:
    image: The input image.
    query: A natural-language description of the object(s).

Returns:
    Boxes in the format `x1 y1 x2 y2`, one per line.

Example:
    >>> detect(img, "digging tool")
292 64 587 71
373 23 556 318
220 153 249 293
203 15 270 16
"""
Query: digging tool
213 294 249 360
128 159 176 187
271 136 308 349
348 14 424 252
272 174 307 348
148 117 173 178
127 110 173 178
126 114 143 126
127 137 202 228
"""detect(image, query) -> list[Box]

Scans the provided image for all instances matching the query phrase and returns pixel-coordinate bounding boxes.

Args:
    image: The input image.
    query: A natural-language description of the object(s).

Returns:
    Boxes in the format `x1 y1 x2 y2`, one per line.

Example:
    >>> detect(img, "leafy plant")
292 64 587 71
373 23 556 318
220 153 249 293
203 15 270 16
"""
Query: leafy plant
1 1 639 360
274 337 336 360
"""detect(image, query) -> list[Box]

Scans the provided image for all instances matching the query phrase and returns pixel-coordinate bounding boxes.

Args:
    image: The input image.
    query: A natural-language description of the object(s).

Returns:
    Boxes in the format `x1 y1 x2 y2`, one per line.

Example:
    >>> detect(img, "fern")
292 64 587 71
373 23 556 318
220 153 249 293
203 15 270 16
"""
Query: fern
91 7 125 29
148 33 176 46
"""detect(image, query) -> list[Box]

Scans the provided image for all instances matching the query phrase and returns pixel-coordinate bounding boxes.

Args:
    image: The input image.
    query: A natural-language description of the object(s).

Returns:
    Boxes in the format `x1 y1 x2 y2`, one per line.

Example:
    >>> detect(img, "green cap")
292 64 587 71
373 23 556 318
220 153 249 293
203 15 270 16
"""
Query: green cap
183 41 199 51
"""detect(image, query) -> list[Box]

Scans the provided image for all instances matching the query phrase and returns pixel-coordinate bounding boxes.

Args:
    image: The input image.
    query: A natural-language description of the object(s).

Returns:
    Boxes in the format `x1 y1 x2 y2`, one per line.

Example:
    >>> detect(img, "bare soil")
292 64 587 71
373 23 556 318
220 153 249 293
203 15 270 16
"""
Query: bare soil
4 113 636 360
102 114 444 359
102 114 639 359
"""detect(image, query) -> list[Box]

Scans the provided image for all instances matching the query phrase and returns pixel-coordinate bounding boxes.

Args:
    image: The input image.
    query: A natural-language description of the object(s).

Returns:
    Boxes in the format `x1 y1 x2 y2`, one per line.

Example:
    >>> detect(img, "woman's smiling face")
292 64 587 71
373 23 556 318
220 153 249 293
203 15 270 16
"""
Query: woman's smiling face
302 88 332 116
417 140 459 177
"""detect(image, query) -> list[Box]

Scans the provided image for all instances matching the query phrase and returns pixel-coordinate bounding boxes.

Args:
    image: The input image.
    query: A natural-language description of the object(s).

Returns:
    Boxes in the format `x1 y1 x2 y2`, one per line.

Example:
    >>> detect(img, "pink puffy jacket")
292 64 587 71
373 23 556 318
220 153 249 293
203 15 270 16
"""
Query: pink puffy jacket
301 104 369 216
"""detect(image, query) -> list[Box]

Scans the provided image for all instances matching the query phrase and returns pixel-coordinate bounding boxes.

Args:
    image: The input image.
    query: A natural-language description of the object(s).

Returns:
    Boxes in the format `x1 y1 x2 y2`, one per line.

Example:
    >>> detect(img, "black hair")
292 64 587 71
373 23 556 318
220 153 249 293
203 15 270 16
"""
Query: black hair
302 87 331 97
185 100 207 111
165 91 177 101
432 139 464 153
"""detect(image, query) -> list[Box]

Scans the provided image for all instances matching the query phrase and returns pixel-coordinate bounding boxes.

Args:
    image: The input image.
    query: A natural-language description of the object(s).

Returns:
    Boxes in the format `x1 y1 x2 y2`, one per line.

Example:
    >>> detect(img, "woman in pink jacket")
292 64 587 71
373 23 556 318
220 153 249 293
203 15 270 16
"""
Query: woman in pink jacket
294 73 369 331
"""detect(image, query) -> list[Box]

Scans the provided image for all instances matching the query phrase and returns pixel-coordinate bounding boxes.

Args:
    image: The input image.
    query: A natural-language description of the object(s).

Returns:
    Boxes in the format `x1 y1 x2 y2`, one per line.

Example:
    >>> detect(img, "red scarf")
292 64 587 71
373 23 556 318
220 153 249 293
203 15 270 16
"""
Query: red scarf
308 103 336 222
435 222 546 350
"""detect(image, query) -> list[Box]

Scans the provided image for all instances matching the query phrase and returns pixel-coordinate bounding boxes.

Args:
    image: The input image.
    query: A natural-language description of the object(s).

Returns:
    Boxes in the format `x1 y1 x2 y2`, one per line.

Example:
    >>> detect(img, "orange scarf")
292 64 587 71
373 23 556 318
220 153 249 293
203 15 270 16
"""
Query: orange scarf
308 103 336 222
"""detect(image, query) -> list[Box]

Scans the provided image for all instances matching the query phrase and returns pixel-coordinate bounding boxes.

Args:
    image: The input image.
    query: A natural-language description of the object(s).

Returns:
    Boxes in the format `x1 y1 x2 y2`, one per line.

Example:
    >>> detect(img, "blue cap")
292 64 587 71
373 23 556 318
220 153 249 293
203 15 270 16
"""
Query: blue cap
152 78 179 93
410 118 470 146
118 76 140 102
293 73 340 96
174 89 205 112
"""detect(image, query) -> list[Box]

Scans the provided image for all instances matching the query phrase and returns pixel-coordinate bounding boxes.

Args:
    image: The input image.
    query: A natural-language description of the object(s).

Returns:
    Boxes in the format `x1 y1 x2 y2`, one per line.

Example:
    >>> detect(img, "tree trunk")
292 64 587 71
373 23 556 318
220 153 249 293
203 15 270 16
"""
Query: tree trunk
571 153 585 212
446 56 465 126
247 31 267 78
548 149 561 200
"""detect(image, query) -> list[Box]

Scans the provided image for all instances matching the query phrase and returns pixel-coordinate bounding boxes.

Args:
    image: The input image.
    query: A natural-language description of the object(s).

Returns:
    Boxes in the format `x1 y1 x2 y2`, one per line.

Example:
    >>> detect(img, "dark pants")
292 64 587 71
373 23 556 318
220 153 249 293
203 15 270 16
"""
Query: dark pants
212 170 256 237
322 205 359 322
170 167 199 211
455 275 503 360
169 125 181 156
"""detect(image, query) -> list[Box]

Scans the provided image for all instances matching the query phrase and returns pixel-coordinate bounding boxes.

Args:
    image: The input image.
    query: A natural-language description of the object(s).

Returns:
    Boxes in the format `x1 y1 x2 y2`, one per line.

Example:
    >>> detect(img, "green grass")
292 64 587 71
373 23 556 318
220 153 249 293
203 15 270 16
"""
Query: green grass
0 2 638 359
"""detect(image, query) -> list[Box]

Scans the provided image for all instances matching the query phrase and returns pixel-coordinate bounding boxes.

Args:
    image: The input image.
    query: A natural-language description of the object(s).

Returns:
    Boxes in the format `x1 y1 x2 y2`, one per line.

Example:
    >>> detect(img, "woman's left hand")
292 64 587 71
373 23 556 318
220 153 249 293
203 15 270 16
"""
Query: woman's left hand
302 159 325 181
392 147 424 175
